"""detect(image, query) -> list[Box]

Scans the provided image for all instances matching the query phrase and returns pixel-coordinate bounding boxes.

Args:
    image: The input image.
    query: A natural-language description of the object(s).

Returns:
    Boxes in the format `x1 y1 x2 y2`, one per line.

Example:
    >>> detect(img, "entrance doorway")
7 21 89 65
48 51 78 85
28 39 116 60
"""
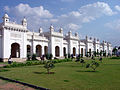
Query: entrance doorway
73 47 76 56
27 45 31 55
36 45 42 57
11 43 20 58
44 46 48 55
63 47 66 56
55 46 60 57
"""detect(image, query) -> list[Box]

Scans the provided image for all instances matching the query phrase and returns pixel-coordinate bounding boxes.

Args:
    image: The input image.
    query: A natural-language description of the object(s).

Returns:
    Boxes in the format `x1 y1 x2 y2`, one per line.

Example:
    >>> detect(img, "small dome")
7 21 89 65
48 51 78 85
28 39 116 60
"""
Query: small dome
50 25 54 29
60 28 63 31
23 18 27 22
39 27 42 31
3 14 9 18
39 27 43 33
75 32 78 36
97 39 99 41
90 37 92 40
69 30 71 33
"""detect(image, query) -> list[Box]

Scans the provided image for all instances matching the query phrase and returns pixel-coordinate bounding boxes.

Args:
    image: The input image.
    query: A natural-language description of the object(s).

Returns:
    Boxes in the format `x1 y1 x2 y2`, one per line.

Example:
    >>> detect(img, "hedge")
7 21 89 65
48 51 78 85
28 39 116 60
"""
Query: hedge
4 58 72 68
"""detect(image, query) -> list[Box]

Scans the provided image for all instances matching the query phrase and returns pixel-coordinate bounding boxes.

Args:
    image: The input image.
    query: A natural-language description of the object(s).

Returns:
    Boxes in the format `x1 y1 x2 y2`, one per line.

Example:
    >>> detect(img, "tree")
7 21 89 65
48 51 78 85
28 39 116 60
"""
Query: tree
112 47 118 55
44 60 55 74
80 59 85 67
86 61 99 71
93 51 96 57
100 51 103 56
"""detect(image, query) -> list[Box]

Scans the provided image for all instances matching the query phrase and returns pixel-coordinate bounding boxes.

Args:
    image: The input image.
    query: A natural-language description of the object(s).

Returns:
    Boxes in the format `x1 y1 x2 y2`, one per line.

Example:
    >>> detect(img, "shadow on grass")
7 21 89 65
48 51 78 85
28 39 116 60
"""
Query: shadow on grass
33 72 55 74
63 80 69 82
110 57 120 60
103 64 120 66
0 69 10 72
76 70 99 73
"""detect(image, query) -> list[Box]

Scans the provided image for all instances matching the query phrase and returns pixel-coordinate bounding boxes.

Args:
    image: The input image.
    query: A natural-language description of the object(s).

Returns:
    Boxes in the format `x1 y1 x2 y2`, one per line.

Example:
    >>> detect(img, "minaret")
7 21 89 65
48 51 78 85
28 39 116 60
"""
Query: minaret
59 28 63 33
50 24 54 32
39 27 43 33
86 35 88 41
75 32 78 37
2 13 9 24
22 17 27 27
68 30 72 36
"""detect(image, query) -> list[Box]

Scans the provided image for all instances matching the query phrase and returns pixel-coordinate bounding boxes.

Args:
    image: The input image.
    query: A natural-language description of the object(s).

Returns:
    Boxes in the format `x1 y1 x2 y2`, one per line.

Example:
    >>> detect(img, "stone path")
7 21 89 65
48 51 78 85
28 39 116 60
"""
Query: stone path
0 64 6 67
0 79 35 90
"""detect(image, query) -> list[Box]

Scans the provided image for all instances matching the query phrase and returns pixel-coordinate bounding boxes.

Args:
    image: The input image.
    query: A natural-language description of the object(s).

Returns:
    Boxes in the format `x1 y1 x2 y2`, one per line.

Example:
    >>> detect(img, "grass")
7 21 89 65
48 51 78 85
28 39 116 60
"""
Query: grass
0 57 120 90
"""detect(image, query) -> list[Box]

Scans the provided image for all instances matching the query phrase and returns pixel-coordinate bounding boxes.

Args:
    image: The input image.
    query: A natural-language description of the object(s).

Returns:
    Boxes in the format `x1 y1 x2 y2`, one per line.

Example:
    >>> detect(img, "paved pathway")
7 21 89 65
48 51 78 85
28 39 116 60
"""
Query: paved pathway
0 64 6 67
0 79 35 90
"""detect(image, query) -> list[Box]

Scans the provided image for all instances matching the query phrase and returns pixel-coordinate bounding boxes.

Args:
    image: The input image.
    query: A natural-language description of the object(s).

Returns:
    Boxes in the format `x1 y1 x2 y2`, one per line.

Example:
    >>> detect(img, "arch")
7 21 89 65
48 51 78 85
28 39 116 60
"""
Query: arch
11 43 20 58
36 45 42 57
44 46 48 55
27 45 31 55
73 47 76 56
63 47 66 56
89 49 91 56
97 49 99 53
81 48 83 55
55 46 60 57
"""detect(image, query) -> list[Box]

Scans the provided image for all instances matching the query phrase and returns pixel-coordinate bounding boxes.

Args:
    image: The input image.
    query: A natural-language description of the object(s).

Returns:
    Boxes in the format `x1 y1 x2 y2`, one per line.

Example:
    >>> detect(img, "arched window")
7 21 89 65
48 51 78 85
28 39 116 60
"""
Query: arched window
27 45 31 55
73 47 76 56
55 46 60 57
44 46 48 55
63 47 66 56
36 45 42 57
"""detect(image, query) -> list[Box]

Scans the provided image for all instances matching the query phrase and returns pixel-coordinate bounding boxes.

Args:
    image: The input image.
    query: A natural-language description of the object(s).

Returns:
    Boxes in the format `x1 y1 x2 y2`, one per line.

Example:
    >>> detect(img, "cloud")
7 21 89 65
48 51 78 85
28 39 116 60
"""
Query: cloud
4 2 115 33
14 3 53 18
79 2 116 16
115 5 120 11
105 19 120 31
58 2 115 24
4 3 54 31
66 23 81 31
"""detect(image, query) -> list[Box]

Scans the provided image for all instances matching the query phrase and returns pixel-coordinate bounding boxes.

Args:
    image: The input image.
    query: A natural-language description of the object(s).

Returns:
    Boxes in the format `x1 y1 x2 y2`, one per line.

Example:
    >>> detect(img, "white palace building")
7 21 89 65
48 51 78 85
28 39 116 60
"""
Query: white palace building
0 14 113 62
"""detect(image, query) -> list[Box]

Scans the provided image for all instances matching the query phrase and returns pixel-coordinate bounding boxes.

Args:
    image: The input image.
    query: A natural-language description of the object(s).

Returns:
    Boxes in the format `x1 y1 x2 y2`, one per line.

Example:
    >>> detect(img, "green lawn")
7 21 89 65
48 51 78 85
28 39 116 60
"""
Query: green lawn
0 58 120 90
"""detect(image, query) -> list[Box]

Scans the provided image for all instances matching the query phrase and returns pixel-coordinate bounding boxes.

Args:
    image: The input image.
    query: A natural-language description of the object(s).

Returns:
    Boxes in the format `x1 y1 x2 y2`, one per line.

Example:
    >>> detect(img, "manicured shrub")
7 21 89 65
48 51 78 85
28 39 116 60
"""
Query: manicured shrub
80 54 83 58
4 58 72 68
68 53 71 58
4 61 46 68
64 54 67 58
49 53 53 60
32 54 37 60
44 60 55 74
45 54 50 60
103 52 106 57
27 54 31 60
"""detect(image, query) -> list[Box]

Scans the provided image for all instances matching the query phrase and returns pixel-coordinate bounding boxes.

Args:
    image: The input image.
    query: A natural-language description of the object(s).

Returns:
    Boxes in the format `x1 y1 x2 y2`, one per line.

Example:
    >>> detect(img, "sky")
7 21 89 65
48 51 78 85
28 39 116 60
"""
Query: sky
0 0 120 46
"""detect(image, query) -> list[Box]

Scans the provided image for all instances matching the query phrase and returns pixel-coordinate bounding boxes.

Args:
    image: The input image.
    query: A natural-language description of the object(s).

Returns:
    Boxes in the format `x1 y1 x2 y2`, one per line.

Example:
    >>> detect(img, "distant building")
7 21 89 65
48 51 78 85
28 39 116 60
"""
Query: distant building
0 14 113 62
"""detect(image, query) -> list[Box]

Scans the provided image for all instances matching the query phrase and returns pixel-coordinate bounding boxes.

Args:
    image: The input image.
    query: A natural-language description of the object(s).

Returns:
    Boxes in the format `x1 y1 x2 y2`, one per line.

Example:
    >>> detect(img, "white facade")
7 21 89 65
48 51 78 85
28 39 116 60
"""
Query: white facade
0 14 113 62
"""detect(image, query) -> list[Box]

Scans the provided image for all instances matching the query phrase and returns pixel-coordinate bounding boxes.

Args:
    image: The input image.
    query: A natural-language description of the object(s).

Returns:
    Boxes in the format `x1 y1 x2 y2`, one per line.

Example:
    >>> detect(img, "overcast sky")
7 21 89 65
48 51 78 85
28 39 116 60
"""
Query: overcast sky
0 0 120 46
